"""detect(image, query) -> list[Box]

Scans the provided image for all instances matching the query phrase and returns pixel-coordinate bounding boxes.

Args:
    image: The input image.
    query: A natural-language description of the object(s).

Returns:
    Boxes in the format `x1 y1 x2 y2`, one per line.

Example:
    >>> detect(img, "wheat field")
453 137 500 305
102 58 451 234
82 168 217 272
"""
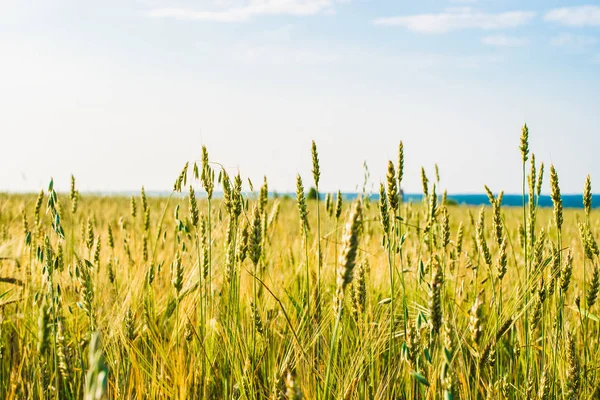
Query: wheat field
0 126 599 399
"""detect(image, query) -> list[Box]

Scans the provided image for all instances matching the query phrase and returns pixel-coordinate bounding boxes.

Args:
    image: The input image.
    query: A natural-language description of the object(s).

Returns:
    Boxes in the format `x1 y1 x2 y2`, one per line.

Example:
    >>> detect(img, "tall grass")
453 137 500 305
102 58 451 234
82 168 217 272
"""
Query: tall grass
0 127 599 399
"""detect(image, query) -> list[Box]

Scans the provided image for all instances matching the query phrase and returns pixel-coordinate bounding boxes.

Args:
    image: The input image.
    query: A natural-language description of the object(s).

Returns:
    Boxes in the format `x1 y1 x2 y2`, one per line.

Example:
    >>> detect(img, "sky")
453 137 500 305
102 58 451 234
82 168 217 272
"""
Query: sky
1 0 599 195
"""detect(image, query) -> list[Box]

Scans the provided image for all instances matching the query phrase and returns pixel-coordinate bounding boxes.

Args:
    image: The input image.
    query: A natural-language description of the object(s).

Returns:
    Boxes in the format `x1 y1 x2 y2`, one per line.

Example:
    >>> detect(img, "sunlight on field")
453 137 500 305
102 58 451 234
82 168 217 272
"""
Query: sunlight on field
0 130 598 399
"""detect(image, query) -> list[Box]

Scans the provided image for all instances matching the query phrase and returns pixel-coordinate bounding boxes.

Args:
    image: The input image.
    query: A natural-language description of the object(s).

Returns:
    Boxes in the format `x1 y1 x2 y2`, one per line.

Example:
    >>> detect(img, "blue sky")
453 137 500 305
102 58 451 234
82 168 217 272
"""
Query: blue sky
1 0 599 194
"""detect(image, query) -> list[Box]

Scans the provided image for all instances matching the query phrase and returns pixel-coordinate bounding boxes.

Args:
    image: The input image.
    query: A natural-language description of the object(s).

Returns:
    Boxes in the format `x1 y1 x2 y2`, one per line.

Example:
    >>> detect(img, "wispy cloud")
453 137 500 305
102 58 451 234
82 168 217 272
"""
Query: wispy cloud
373 8 536 34
223 43 340 65
551 33 598 51
147 0 338 22
544 5 600 27
481 34 529 47
388 52 504 69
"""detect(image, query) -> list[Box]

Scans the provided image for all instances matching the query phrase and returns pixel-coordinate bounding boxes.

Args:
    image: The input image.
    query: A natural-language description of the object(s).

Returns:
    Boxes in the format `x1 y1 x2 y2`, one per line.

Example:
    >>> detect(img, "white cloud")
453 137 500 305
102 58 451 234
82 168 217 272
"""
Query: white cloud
147 0 337 22
544 5 600 27
373 9 536 34
392 52 504 69
551 33 598 50
481 34 529 47
225 43 340 64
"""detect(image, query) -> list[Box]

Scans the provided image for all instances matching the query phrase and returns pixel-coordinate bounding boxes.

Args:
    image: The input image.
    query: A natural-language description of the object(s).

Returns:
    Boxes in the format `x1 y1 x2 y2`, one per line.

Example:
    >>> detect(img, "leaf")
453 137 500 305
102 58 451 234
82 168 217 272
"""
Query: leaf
569 305 600 322
411 371 430 387
0 289 12 301
424 347 432 363
283 289 302 317
444 348 453 363
417 311 427 329
400 342 409 361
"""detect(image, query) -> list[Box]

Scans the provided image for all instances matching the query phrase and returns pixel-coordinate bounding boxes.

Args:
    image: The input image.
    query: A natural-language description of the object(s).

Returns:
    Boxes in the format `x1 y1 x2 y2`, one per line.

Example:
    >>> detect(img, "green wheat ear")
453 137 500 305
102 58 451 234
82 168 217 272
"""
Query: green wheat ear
335 190 343 220
429 259 443 339
584 174 592 216
476 207 492 266
421 167 429 197
296 174 309 232
189 185 199 227
398 141 404 191
520 123 529 163
587 265 600 308
311 140 320 188
249 205 262 266
337 201 362 288
386 161 398 213
550 164 563 231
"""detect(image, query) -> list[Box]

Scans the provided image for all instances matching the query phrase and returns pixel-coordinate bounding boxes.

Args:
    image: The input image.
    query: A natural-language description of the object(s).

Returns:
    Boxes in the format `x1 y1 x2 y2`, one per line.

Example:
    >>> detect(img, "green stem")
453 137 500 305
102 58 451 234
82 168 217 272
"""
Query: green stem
324 306 342 400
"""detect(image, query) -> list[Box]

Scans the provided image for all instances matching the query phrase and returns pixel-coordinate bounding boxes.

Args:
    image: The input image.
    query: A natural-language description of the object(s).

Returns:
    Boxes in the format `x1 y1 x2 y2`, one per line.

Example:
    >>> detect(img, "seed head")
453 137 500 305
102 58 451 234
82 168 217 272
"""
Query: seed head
249 206 262 266
398 141 404 190
34 189 44 226
421 167 429 197
537 163 544 198
587 265 599 308
189 186 199 227
379 183 390 238
334 201 363 312
520 123 529 163
171 252 184 294
337 201 363 290
325 193 332 217
311 140 320 189
550 165 563 231
201 146 214 199
386 161 398 213
456 222 464 255
584 174 592 217
296 174 310 232
441 206 450 249
469 292 484 345
351 260 367 321
259 176 269 215
497 236 508 280
141 186 148 213
335 190 343 220
560 251 573 294
476 208 492 266
130 196 137 219
429 261 443 338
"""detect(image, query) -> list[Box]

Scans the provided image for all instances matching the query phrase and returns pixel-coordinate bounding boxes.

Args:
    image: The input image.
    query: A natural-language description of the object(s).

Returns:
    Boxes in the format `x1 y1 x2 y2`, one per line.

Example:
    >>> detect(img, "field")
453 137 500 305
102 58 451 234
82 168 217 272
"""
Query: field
1 129 599 399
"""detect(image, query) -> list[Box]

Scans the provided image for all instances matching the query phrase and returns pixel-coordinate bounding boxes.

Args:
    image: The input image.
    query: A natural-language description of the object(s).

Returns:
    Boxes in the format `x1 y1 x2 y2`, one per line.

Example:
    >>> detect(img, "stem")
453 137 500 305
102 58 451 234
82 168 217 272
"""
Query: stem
324 306 342 400
315 189 322 400
522 161 530 387
304 226 310 319
386 227 395 398
49 273 59 399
